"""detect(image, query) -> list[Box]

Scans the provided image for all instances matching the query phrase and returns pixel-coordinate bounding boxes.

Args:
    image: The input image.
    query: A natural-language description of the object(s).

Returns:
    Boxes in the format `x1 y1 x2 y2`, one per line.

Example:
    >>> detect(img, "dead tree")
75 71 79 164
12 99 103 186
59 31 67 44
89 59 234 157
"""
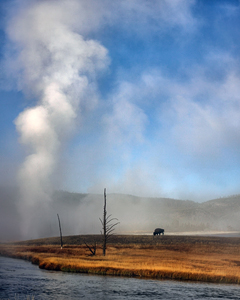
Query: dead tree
57 214 63 249
99 188 119 256
84 241 97 256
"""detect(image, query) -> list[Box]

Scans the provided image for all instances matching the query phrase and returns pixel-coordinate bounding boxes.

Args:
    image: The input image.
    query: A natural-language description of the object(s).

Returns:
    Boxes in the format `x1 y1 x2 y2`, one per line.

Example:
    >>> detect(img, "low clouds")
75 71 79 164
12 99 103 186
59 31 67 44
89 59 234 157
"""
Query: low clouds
104 94 147 146
89 54 240 199
114 0 197 33
63 50 240 200
166 69 240 160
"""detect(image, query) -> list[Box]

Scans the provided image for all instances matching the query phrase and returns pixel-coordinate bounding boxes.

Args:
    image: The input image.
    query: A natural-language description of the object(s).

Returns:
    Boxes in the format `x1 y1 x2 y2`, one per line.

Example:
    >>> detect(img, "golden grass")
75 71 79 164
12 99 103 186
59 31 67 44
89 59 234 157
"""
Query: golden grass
1 235 240 284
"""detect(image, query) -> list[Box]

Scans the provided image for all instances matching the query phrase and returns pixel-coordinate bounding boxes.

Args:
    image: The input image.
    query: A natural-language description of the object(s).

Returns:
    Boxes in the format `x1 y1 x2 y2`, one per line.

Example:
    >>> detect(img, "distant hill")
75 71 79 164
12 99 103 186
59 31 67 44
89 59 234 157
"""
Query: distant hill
1 187 240 241
51 191 240 234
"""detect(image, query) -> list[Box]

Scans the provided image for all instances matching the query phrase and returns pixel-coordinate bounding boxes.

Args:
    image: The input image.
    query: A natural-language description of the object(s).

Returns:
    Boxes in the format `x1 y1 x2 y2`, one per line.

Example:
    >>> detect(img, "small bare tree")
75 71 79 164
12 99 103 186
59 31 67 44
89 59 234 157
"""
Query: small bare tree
84 240 97 256
57 214 63 249
99 188 119 256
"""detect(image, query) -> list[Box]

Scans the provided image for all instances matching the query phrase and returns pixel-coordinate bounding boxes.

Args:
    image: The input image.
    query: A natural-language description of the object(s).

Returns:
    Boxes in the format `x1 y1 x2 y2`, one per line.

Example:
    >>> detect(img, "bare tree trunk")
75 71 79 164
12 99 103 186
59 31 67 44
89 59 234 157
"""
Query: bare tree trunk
103 188 107 256
57 214 63 249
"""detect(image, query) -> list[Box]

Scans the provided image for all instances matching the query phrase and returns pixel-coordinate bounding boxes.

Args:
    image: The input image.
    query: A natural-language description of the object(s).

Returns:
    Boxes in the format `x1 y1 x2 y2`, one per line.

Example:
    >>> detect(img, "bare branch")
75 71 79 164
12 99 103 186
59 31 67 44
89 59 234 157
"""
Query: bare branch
106 222 120 233
106 232 116 241
106 226 119 236
106 217 119 225
106 214 113 221
84 241 96 256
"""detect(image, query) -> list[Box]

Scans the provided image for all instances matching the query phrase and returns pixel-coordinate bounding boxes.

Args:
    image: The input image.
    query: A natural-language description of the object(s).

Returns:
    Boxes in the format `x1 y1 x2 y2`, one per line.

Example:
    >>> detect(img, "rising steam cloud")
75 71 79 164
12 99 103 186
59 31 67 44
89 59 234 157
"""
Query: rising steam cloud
6 0 109 238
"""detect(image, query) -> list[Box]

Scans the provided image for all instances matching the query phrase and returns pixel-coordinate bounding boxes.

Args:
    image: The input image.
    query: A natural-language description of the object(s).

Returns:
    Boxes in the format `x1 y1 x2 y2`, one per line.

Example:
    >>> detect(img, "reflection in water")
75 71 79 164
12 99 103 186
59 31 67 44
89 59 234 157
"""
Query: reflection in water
0 256 239 300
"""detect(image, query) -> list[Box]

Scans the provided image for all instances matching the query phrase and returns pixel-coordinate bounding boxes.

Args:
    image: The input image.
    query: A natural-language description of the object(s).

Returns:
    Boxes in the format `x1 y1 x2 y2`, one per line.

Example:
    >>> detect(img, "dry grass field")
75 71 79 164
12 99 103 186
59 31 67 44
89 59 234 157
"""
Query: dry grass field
0 235 240 284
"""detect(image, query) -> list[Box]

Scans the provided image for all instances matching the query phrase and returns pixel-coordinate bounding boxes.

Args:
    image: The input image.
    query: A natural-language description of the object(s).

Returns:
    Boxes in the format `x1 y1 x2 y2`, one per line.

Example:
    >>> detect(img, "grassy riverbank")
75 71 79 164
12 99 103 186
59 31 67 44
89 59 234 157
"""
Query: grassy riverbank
0 235 240 284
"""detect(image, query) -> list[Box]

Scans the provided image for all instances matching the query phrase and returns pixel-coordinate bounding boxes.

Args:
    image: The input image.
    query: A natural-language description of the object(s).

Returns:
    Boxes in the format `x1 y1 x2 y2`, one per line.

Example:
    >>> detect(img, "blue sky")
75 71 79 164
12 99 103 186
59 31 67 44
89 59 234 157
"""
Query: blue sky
1 0 240 202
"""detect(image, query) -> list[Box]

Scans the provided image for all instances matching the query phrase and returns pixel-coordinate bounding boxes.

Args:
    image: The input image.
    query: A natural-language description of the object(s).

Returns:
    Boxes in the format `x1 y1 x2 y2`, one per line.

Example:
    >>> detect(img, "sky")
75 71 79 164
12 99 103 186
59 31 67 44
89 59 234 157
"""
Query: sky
1 0 240 206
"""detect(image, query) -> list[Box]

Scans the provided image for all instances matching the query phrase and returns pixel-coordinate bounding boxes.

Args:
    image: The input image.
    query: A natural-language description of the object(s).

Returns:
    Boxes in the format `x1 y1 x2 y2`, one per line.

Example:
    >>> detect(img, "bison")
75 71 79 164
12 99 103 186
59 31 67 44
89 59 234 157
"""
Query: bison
153 228 164 236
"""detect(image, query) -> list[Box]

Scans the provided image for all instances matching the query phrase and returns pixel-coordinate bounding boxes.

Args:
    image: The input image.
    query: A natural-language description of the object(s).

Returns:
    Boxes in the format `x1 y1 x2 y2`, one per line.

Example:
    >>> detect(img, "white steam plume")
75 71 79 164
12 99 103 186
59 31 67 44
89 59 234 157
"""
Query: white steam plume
6 0 109 238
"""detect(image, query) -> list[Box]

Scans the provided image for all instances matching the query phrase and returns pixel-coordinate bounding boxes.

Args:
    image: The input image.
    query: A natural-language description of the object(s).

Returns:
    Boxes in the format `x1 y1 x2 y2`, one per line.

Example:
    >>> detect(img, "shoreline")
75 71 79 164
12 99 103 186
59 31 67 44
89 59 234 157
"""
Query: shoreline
1 253 238 284
0 235 240 284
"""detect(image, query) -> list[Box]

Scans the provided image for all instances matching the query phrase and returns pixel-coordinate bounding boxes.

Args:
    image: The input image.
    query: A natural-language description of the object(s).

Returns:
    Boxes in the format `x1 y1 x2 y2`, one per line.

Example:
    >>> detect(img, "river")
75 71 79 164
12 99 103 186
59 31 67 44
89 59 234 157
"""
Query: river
0 256 239 299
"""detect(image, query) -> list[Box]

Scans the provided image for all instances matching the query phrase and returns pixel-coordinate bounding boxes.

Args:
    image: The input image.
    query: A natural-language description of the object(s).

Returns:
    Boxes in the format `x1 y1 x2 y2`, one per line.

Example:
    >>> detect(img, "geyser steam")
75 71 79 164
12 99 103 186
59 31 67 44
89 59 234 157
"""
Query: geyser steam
6 0 109 238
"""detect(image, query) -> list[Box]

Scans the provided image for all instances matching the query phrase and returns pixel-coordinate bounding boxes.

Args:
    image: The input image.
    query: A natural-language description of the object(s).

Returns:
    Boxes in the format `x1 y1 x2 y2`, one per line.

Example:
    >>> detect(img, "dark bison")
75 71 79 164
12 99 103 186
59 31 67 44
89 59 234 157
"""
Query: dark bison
153 228 164 236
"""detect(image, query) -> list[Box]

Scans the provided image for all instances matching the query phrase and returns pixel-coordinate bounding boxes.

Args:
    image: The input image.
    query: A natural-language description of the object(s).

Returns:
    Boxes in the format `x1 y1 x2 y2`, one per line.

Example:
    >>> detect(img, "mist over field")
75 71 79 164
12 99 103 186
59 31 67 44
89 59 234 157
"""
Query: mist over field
1 187 240 242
